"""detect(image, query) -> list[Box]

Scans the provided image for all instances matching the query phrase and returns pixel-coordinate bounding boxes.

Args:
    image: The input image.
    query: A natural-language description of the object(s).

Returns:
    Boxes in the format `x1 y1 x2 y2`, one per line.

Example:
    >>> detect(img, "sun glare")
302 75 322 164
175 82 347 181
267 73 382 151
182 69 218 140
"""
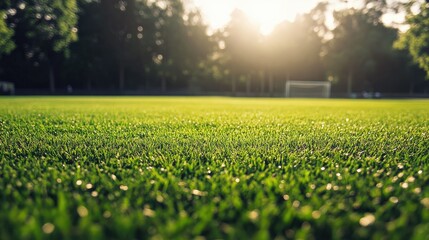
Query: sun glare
239 0 313 35
191 0 320 35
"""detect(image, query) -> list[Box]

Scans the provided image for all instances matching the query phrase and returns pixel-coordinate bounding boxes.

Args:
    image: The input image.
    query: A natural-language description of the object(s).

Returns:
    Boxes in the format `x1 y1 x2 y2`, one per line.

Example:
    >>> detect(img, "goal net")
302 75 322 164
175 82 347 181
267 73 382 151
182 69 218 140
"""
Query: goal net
285 81 331 98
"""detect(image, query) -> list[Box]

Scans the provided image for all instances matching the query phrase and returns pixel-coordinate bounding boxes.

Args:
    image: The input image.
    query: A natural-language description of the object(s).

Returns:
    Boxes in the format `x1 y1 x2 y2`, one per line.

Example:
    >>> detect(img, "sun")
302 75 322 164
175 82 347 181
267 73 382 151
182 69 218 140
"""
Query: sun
191 0 319 35
238 0 303 35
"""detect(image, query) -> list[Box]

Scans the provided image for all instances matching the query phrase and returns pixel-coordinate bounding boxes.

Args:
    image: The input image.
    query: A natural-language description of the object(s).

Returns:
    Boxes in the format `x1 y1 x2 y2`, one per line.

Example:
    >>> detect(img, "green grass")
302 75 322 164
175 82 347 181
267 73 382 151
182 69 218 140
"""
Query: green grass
0 97 428 240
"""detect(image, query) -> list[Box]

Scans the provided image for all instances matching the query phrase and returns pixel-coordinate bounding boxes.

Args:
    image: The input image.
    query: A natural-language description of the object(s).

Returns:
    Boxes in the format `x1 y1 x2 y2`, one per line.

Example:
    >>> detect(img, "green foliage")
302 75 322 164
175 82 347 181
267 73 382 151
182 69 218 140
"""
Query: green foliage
395 1 429 79
1 1 427 93
0 97 428 239
223 9 261 77
0 11 15 56
23 0 78 55
324 6 408 94
268 5 326 81
0 0 78 92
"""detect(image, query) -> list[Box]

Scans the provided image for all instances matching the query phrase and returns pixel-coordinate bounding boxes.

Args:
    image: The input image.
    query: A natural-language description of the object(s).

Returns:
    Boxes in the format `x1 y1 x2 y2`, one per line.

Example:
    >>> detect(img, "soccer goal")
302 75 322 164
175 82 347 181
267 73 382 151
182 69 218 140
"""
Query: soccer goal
285 81 331 98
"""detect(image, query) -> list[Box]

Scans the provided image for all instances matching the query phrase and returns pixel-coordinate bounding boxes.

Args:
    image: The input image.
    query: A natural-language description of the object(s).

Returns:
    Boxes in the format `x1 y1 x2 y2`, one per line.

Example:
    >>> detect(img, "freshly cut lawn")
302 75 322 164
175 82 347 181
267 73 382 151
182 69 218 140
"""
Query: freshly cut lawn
0 97 428 239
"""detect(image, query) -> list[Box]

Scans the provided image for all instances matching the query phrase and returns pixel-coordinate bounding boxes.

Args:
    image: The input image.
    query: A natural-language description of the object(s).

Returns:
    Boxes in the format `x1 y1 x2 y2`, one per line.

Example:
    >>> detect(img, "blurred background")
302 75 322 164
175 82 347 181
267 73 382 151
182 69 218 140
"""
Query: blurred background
0 0 428 97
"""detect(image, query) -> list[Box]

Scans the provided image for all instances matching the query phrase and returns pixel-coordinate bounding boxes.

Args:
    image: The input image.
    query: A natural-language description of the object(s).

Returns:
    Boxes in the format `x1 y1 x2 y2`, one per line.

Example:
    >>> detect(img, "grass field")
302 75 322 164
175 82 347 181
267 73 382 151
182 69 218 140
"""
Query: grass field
0 97 428 240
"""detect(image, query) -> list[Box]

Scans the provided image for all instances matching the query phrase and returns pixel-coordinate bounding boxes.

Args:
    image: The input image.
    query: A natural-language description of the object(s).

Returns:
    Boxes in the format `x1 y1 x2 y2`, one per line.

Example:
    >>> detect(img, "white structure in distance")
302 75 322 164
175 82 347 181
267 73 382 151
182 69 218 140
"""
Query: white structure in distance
285 80 331 98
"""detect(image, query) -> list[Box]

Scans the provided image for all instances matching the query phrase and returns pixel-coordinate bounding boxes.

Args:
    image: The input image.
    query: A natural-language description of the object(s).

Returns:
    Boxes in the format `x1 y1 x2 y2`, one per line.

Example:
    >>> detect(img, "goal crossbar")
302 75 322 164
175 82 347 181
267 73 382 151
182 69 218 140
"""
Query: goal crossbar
285 80 331 98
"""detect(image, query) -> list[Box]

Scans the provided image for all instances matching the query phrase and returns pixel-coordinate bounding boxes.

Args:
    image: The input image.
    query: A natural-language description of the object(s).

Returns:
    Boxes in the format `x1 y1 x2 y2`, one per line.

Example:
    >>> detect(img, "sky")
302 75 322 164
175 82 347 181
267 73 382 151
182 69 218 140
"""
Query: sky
192 0 319 34
190 0 321 35
186 0 406 35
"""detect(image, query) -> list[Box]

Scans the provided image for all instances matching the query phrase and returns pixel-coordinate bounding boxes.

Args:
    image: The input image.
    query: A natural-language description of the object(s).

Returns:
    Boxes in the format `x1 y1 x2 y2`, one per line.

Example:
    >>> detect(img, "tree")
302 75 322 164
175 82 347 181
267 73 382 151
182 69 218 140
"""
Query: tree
395 1 429 78
149 0 213 92
258 3 327 96
0 11 14 57
0 0 78 92
268 5 326 82
324 4 401 95
180 10 214 92
97 0 139 92
222 9 261 95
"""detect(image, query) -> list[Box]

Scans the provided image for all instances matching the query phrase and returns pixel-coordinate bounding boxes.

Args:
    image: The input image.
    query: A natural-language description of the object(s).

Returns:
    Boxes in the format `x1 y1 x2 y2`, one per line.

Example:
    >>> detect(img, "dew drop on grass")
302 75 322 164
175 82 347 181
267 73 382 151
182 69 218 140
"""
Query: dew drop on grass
359 214 375 227
103 211 112 218
42 223 55 234
292 200 300 208
321 167 325 171
156 194 164 202
178 181 186 187
248 210 259 221
143 207 155 217
421 198 429 208
406 176 415 183
413 188 421 194
191 189 207 197
418 170 423 175
77 206 88 217
356 168 362 173
76 180 82 186
389 196 399 204
312 210 321 219
235 178 240 183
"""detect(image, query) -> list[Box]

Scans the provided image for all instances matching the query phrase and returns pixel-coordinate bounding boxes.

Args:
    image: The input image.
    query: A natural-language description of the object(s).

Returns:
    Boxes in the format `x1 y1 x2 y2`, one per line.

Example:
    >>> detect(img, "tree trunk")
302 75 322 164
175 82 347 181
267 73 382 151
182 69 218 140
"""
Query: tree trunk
144 74 149 91
409 81 414 96
119 61 125 92
49 63 55 94
86 77 92 91
161 76 166 93
260 71 265 96
246 74 251 96
269 72 274 97
347 70 353 97
232 76 236 96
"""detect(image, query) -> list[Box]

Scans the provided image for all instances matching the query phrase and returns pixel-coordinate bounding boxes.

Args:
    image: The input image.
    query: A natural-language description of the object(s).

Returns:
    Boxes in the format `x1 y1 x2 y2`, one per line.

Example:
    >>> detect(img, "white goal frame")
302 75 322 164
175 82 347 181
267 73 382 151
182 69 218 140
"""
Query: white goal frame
285 81 331 98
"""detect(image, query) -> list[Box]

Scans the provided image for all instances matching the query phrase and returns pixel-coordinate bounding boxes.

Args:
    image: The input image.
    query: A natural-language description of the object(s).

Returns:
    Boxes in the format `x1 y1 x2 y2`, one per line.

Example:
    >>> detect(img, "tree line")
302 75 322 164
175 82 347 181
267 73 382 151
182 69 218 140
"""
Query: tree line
0 0 428 96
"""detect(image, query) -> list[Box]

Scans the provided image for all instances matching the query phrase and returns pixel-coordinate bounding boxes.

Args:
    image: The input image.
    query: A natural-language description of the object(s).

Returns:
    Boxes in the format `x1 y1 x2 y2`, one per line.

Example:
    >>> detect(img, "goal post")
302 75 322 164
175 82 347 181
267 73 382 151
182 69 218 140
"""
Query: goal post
285 80 331 98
